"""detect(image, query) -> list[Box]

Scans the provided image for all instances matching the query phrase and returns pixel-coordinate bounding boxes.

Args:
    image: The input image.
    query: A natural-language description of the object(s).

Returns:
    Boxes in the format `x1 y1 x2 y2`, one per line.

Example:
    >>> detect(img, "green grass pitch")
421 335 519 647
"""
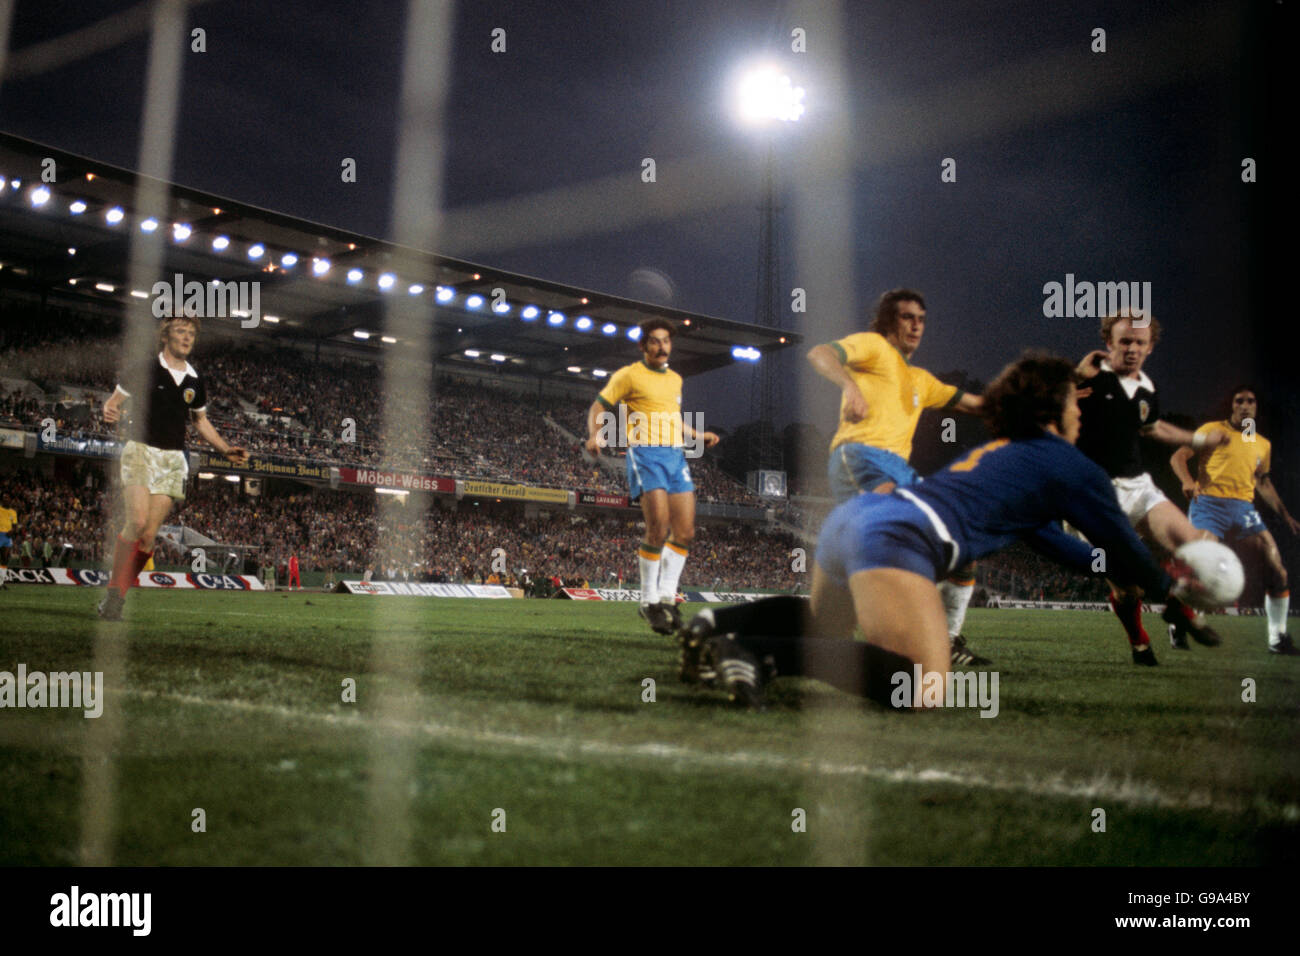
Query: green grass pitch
1 586 1297 865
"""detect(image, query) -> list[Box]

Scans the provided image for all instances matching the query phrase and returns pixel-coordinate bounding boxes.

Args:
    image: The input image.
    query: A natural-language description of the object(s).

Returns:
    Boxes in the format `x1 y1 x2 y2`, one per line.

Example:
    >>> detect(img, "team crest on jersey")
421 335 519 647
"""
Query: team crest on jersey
183 387 196 404
1138 399 1150 422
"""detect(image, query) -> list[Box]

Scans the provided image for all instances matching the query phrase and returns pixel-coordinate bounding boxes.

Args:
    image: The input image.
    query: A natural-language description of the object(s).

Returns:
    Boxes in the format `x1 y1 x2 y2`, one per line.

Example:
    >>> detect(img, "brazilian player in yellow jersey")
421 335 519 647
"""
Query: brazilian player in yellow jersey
1171 387 1300 655
585 319 719 634
0 500 16 589
807 289 986 664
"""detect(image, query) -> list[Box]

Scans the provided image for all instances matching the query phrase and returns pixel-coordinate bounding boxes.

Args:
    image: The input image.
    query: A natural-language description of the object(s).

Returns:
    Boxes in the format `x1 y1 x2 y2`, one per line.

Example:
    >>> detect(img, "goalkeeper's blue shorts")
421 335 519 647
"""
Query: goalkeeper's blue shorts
626 446 694 503
815 491 951 589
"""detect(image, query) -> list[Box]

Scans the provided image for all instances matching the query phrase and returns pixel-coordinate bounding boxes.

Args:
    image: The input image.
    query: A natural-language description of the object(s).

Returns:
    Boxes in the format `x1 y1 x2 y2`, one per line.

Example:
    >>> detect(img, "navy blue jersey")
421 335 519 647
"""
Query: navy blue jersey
911 433 1170 598
119 356 206 451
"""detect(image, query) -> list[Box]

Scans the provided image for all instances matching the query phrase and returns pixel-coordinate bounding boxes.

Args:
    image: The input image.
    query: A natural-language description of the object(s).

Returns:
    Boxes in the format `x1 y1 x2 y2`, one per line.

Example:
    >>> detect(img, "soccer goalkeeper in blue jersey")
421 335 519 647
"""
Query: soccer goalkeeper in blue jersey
681 352 1206 708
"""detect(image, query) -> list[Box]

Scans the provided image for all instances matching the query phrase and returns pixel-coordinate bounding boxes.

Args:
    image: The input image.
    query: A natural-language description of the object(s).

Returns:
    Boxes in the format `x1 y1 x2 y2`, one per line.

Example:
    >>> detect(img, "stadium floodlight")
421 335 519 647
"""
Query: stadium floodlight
353 330 371 339
547 311 565 326
31 186 51 206
490 353 506 362
574 316 593 331
130 290 149 298
435 285 455 303
567 366 582 373
731 345 761 362
140 217 159 232
9 179 20 189
408 283 424 295
105 206 125 224
312 258 330 276
281 252 298 268
378 273 396 290
627 326 642 341
466 294 484 310
248 243 265 259
592 368 608 378
492 299 510 314
735 64 806 125
224 475 240 483
67 247 76 256
601 323 617 336
69 200 87 214
95 283 115 292
212 235 230 251
172 223 192 241
464 349 481 357
381 335 397 344
520 305 539 320
263 315 281 323
347 268 363 284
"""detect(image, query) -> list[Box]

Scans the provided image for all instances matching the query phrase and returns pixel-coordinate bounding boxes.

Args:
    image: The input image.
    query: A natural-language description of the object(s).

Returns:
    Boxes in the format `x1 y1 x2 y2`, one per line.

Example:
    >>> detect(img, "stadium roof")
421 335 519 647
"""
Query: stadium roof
0 132 798 381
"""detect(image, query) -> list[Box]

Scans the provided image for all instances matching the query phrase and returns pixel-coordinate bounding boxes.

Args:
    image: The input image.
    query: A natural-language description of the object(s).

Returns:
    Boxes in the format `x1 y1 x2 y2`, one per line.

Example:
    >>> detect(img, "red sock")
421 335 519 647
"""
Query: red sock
126 543 154 594
109 534 135 595
1108 591 1150 647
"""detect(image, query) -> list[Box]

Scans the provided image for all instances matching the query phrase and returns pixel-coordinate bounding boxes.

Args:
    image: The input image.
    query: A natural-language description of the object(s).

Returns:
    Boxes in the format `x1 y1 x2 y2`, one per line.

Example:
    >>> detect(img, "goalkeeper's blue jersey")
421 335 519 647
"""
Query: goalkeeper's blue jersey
908 432 1171 598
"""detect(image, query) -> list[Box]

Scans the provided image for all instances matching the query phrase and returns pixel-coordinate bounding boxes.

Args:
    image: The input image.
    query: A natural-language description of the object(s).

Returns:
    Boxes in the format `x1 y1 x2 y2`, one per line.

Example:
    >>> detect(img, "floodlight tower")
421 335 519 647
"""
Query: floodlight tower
735 66 805 476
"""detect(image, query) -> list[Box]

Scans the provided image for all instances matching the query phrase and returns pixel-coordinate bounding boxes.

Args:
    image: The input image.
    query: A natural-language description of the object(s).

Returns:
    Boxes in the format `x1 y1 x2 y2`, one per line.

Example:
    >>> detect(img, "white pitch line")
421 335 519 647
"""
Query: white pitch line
122 688 1300 823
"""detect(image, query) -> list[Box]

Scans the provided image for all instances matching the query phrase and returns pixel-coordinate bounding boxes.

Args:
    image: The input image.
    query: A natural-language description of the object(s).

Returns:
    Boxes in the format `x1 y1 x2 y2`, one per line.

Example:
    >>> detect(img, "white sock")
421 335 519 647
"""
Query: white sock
658 540 688 604
1265 591 1290 644
638 546 661 607
939 580 974 639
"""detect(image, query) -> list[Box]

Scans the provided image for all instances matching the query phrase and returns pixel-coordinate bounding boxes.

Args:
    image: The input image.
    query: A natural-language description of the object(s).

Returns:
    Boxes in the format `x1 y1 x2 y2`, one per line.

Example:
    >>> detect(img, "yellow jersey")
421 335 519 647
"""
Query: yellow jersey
826 332 961 458
597 359 684 446
1194 421 1271 502
0 506 16 534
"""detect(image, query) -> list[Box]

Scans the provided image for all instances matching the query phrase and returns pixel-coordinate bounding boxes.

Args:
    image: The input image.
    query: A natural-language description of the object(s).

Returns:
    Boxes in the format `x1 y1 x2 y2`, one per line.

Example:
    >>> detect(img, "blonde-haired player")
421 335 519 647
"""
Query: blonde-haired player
97 316 247 619
1171 386 1300 655
1075 310 1229 663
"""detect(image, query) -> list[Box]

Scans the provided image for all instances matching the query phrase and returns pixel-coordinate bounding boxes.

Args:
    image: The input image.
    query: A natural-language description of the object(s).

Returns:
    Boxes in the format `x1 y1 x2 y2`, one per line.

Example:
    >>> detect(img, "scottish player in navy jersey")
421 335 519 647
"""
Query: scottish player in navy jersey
679 353 1206 708
1075 311 1229 661
97 316 248 620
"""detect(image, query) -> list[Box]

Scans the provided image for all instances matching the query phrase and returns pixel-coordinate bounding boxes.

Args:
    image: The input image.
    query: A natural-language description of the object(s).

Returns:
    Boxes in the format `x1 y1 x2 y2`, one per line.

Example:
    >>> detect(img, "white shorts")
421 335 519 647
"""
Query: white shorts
120 440 189 500
1111 473 1169 527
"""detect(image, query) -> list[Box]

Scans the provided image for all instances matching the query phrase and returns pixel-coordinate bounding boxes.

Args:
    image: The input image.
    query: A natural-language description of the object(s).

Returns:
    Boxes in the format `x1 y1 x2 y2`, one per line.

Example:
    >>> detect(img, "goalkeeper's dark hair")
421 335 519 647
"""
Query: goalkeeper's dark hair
981 351 1079 439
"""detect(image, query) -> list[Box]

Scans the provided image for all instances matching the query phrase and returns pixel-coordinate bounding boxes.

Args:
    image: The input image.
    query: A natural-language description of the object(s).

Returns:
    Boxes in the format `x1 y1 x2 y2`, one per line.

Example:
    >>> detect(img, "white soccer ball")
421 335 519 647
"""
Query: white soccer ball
1173 540 1245 609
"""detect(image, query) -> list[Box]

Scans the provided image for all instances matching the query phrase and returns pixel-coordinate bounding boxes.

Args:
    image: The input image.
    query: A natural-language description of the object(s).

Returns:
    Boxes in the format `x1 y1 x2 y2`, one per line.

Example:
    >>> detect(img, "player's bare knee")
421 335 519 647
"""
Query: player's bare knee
644 524 669 547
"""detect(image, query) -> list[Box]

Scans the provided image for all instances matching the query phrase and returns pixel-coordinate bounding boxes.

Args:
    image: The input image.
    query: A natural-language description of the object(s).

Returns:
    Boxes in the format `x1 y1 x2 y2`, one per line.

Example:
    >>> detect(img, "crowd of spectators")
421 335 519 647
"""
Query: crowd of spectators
0 464 106 565
975 541 1112 602
0 465 806 591
1 311 762 500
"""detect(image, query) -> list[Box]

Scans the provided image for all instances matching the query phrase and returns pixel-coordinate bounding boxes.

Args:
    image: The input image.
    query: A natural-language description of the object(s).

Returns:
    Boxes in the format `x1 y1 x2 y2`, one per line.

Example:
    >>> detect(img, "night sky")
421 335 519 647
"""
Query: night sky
0 1 1288 480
